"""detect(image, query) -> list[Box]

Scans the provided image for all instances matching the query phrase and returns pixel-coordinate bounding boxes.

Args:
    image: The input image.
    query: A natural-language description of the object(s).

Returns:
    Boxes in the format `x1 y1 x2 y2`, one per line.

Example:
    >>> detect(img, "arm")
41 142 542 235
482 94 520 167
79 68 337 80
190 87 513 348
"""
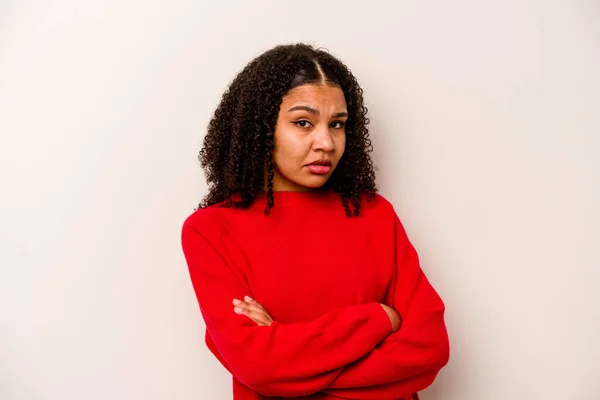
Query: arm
323 372 435 400
323 214 450 398
181 221 394 397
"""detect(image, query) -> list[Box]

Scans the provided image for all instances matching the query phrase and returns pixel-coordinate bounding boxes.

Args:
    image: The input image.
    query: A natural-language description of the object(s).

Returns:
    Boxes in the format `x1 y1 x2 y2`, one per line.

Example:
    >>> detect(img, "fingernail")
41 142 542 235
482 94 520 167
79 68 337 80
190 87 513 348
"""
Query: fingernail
232 299 241 305
244 296 253 302
234 307 243 314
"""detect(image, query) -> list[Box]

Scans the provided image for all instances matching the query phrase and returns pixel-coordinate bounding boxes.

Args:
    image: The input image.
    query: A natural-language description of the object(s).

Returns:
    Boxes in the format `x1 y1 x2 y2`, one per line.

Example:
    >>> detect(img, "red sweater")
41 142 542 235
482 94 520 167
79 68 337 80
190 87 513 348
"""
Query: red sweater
181 190 450 399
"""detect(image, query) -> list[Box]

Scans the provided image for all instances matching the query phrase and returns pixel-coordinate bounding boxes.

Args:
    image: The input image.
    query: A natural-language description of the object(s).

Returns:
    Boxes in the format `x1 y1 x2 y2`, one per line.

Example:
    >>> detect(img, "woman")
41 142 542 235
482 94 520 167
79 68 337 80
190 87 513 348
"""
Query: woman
181 43 450 400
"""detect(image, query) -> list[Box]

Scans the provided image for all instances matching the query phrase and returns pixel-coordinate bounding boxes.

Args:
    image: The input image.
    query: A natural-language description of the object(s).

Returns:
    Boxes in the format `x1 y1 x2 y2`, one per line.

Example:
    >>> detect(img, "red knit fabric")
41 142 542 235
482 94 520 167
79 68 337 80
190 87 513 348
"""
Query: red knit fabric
181 190 449 399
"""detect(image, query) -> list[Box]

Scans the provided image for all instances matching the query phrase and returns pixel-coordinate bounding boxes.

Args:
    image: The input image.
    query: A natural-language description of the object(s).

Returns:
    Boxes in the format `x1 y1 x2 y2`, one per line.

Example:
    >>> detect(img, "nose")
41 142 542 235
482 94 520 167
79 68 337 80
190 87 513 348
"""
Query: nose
312 124 335 152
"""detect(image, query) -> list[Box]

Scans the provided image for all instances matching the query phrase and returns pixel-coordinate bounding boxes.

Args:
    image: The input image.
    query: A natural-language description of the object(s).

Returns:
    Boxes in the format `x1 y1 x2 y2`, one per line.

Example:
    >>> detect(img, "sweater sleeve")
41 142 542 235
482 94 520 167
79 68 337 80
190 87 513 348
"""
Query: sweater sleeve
323 213 450 398
181 218 393 398
323 372 435 400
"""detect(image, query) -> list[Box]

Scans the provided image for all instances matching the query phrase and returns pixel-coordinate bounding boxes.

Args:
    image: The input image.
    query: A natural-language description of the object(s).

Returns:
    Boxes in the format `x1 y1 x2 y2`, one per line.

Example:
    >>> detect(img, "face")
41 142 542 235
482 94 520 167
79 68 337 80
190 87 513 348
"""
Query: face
270 84 347 192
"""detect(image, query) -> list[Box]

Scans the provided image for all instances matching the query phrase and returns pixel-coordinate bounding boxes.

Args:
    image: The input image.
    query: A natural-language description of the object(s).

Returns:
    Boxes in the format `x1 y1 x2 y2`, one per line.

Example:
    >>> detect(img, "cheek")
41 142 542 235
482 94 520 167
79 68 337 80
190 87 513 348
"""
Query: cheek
274 131 306 161
336 135 347 157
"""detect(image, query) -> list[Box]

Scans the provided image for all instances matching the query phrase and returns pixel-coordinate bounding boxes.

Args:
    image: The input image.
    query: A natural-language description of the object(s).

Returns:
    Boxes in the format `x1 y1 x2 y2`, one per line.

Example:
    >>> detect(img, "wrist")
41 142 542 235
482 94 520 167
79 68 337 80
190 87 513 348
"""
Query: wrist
380 304 401 332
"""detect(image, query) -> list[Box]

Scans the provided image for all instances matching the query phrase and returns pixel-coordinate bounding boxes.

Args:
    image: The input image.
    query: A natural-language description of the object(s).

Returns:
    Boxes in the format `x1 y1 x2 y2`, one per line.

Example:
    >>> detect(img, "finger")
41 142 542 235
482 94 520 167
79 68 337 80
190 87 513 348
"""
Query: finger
235 306 272 326
234 297 268 314
233 298 273 326
233 300 265 315
244 296 267 312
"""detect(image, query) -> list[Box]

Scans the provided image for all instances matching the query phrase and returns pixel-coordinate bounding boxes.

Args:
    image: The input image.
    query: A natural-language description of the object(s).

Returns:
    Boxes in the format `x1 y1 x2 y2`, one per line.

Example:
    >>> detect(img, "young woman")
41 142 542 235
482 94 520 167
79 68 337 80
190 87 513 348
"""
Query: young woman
181 43 450 400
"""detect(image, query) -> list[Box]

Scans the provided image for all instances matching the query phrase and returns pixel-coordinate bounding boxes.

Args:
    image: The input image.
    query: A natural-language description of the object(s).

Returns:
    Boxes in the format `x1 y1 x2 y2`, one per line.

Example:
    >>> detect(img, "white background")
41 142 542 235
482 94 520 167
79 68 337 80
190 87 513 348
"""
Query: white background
1 1 599 399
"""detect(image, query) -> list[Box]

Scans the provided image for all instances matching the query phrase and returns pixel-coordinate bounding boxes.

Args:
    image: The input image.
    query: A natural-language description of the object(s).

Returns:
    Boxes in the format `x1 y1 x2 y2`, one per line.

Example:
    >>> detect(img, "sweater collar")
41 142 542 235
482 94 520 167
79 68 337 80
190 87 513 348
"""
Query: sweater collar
253 189 341 208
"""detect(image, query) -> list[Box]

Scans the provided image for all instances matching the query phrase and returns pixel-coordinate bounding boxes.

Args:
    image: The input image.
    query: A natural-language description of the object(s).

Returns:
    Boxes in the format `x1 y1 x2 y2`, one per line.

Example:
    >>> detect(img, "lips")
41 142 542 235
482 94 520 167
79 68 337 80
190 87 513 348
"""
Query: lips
306 159 332 175
307 159 332 167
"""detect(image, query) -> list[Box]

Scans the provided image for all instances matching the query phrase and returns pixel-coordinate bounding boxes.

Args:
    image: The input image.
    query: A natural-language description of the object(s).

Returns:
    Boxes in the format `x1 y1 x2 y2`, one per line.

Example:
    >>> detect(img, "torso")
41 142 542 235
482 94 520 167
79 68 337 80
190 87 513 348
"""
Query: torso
205 191 398 324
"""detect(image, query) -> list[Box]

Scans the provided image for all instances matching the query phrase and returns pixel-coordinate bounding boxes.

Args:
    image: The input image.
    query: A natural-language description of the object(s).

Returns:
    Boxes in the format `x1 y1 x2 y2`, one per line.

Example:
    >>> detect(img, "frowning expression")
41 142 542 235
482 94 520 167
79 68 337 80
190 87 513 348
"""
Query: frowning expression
270 84 347 191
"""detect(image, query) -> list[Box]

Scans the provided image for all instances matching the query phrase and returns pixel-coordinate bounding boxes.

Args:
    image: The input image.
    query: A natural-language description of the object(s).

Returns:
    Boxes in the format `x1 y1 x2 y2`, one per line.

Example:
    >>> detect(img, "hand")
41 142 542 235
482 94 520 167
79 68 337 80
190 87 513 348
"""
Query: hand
380 304 402 332
233 296 273 326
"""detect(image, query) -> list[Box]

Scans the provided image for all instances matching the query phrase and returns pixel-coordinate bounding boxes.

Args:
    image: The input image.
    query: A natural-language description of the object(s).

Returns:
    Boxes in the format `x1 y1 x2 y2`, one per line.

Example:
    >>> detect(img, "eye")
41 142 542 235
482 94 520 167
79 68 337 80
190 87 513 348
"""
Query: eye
293 120 313 128
330 121 346 129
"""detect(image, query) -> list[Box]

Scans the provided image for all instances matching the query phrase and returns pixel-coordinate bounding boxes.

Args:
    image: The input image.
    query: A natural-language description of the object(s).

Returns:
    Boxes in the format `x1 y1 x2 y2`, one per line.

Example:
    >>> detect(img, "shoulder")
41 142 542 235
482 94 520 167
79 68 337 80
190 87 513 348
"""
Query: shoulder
182 204 234 244
360 193 397 218
359 194 416 248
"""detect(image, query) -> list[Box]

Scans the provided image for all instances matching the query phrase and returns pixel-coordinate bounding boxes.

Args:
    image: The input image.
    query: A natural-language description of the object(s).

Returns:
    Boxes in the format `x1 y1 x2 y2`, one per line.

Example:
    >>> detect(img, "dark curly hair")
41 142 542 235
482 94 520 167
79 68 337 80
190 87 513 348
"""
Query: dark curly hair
198 43 377 217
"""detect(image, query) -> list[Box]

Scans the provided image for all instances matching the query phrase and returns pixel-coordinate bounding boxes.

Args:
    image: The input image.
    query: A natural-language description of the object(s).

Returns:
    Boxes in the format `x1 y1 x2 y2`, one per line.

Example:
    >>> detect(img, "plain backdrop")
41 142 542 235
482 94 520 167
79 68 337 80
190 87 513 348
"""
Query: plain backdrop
1 1 599 399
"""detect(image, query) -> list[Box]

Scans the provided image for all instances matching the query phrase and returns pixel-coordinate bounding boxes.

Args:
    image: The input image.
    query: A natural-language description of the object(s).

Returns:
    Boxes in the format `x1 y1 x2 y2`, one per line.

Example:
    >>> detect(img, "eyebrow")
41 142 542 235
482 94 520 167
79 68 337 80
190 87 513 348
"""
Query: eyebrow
287 105 348 118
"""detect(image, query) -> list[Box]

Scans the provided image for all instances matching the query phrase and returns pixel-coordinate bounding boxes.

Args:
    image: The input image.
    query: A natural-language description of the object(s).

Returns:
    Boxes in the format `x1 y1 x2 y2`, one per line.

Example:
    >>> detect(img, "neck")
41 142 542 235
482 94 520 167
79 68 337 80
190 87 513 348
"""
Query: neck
254 188 339 208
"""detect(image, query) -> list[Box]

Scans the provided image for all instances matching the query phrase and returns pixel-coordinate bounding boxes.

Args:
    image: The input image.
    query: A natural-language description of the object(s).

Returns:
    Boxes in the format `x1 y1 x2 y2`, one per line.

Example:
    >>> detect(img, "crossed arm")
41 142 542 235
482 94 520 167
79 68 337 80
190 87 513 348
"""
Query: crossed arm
181 215 449 399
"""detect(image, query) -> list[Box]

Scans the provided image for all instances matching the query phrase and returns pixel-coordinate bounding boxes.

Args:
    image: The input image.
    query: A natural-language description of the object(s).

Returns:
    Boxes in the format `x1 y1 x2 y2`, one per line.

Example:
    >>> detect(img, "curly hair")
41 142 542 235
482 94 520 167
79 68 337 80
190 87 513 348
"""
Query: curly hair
197 43 377 217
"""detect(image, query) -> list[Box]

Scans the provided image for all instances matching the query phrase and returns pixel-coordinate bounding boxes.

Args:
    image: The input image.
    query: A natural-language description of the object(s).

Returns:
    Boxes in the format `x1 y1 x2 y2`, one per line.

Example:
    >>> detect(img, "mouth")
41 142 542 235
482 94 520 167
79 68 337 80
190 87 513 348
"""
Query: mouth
307 159 332 167
306 159 333 175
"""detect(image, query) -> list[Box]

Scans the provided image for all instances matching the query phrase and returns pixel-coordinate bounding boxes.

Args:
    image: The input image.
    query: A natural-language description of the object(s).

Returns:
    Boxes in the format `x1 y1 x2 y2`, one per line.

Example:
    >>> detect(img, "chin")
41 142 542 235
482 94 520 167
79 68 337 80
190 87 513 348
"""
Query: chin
297 175 331 190
274 169 334 191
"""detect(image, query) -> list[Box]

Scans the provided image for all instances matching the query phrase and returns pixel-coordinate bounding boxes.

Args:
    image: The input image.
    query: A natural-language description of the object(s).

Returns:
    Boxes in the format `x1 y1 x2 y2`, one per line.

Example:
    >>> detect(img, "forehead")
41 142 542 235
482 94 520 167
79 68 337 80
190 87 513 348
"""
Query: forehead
281 84 347 108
